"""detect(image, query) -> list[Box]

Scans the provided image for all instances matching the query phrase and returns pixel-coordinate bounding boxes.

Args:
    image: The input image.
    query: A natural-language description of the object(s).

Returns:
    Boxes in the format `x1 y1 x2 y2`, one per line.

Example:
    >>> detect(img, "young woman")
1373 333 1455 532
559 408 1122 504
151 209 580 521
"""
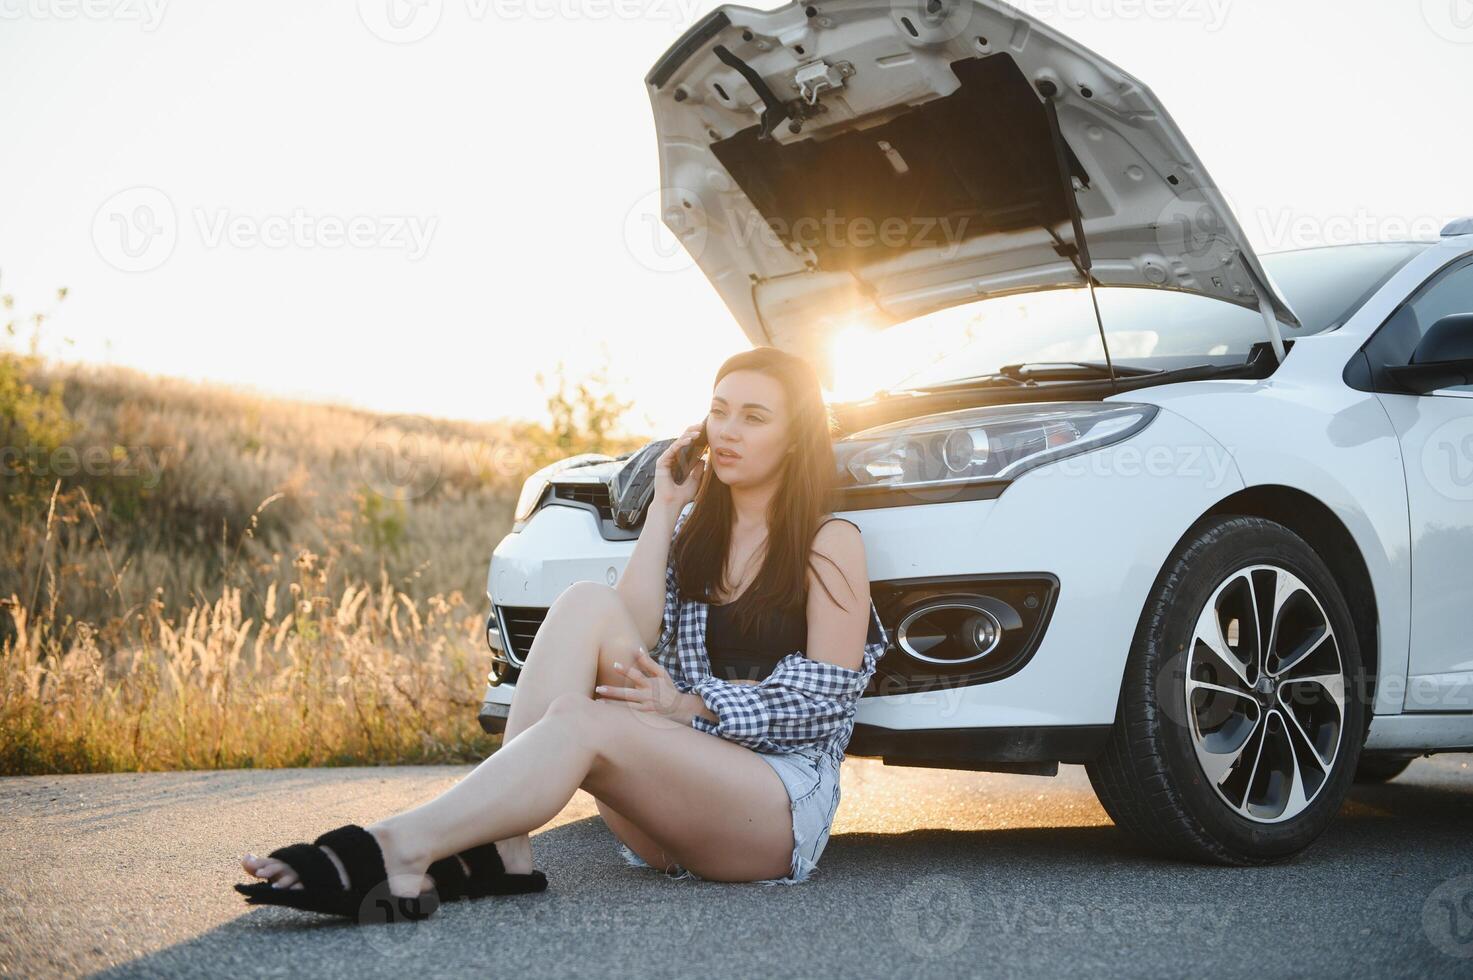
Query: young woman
235 346 889 922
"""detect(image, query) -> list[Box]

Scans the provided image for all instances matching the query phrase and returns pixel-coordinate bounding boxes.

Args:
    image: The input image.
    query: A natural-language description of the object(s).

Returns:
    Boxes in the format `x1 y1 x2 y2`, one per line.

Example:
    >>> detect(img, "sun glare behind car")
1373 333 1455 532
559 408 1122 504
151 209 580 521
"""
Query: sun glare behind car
824 241 1433 401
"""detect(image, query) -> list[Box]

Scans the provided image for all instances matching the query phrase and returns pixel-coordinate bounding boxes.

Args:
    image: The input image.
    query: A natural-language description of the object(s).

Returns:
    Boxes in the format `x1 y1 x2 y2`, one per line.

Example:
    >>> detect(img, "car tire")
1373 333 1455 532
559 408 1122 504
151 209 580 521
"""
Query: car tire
1353 753 1416 784
1086 514 1370 865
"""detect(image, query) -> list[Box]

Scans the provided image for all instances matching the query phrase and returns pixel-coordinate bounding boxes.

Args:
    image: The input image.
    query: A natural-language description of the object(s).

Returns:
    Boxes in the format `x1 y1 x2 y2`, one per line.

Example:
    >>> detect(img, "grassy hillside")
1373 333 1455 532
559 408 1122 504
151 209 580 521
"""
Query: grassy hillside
1 338 644 774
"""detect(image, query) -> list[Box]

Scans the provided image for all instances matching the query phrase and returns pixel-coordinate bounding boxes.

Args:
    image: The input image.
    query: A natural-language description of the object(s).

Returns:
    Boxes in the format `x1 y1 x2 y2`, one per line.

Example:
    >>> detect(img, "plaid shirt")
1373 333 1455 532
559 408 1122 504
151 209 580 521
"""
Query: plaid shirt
649 504 890 763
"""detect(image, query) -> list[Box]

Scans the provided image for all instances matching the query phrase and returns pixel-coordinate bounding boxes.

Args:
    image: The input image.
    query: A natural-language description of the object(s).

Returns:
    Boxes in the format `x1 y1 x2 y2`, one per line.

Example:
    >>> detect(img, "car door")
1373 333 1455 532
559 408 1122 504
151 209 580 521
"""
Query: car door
1357 255 1473 712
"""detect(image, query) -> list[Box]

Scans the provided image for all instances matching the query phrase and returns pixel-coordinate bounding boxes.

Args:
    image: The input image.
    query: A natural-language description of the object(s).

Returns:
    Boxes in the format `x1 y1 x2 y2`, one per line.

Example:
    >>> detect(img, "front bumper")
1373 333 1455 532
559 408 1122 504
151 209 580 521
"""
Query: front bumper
479 681 515 735
478 679 1109 775
478 405 1244 774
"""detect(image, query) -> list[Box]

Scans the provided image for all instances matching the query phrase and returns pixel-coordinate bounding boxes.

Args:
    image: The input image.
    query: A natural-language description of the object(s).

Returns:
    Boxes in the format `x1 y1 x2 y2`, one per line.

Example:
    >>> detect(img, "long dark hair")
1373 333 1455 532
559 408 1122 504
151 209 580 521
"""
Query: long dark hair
671 347 857 637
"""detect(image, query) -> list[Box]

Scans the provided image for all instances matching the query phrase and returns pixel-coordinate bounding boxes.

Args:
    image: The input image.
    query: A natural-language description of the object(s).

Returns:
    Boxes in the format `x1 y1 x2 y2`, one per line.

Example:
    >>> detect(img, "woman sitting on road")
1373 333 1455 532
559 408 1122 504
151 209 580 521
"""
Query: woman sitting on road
235 346 889 923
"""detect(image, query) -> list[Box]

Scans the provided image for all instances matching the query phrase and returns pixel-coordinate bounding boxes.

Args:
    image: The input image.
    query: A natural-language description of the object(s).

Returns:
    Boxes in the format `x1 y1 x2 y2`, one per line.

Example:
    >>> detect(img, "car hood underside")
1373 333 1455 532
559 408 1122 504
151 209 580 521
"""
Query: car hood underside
645 0 1297 364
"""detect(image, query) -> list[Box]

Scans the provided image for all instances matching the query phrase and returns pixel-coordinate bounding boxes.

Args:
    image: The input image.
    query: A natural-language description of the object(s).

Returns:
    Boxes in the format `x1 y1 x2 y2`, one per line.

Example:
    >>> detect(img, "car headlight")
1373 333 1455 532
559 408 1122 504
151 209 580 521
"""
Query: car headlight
513 453 616 524
835 401 1159 490
608 438 673 529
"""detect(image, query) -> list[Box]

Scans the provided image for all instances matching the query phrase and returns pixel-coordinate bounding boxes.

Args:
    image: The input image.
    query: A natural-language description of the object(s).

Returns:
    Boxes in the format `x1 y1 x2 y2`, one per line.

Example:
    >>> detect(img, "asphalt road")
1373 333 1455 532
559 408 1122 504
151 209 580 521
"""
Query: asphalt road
2 753 1471 979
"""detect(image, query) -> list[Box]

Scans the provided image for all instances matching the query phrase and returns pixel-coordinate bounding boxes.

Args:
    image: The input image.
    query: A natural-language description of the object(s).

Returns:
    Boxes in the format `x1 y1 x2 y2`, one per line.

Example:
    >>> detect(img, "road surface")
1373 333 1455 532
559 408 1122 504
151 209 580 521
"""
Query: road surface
2 754 1471 978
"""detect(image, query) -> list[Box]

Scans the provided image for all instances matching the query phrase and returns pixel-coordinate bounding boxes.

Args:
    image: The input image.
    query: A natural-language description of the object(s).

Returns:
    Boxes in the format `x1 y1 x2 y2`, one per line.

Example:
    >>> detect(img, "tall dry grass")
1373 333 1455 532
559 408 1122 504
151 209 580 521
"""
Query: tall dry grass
1 323 644 774
6 359 550 631
1 570 491 773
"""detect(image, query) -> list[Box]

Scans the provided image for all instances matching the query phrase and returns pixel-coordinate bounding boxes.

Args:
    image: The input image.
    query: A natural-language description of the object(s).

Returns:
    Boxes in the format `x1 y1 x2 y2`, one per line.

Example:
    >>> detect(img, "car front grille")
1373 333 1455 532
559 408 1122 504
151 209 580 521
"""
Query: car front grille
550 482 613 521
497 605 548 663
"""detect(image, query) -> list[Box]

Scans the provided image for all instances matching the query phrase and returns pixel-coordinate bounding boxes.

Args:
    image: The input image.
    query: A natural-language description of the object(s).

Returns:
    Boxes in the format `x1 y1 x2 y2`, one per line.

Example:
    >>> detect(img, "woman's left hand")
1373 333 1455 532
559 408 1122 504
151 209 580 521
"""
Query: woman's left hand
595 650 698 724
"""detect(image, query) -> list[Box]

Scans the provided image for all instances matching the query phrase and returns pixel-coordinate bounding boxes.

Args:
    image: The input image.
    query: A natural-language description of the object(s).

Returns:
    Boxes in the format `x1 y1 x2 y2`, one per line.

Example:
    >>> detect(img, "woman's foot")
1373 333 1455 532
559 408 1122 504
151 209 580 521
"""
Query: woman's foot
240 822 450 899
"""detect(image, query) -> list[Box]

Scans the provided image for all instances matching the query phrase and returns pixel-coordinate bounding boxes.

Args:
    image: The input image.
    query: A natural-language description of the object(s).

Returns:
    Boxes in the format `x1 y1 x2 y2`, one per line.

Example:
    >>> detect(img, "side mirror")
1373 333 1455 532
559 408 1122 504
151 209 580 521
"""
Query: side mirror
1385 313 1473 394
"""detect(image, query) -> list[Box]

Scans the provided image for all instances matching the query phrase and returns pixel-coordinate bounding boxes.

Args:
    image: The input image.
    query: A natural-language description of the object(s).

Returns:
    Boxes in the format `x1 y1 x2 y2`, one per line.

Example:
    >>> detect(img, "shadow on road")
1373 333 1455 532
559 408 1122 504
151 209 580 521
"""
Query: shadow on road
86 759 1473 979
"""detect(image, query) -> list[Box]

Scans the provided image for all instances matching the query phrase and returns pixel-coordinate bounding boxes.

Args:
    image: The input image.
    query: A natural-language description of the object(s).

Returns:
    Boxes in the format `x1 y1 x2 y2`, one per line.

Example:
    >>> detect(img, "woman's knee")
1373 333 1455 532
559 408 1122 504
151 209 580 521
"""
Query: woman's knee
546 694 654 768
545 690 595 720
553 580 619 613
541 693 601 754
556 581 640 632
554 585 643 666
546 691 629 739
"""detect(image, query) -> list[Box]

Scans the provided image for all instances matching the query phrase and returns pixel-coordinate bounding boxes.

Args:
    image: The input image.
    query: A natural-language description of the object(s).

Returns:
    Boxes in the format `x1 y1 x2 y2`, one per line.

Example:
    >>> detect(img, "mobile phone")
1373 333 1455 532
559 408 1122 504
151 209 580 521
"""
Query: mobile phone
671 421 708 486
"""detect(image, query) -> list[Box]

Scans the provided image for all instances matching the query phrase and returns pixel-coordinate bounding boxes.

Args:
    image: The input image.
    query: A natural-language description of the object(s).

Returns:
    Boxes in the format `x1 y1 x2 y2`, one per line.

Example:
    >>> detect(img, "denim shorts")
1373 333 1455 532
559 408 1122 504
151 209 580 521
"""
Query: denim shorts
615 744 842 886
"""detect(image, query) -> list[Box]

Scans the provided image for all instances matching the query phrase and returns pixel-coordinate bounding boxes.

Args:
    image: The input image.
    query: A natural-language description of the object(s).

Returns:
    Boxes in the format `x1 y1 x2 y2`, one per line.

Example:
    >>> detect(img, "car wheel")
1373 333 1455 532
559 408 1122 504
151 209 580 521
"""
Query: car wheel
1086 515 1370 865
1353 753 1416 784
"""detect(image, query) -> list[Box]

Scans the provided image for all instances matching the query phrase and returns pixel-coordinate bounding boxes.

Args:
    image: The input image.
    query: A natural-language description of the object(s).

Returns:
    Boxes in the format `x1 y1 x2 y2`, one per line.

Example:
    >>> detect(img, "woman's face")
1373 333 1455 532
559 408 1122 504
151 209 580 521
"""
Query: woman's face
706 369 792 489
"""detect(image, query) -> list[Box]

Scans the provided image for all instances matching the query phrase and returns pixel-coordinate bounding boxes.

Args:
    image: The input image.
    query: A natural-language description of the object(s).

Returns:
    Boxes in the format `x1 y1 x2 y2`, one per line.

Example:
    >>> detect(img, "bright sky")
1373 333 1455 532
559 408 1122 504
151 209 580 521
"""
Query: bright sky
2 0 1470 438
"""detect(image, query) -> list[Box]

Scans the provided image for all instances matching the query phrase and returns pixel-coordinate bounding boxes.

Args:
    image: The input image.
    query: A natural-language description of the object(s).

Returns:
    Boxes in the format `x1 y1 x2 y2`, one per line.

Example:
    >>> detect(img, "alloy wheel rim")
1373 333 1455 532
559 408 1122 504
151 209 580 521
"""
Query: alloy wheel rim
1183 563 1346 824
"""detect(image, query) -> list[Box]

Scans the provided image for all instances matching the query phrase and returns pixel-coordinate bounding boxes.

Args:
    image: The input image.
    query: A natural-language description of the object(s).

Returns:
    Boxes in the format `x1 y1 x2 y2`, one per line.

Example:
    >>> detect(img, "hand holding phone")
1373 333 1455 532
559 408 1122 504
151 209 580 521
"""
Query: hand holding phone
671 421 708 486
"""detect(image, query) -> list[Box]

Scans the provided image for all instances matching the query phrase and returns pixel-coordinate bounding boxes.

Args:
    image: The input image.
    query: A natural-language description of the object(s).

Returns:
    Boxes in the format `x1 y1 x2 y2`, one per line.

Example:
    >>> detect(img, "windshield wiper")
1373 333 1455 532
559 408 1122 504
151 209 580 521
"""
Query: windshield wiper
890 361 1158 393
890 361 1234 395
997 361 1162 382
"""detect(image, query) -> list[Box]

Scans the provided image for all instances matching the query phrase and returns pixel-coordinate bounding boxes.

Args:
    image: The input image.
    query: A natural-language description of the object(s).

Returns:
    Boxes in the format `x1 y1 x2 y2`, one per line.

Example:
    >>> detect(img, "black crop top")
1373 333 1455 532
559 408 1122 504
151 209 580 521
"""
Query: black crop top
705 598 807 683
703 517 860 684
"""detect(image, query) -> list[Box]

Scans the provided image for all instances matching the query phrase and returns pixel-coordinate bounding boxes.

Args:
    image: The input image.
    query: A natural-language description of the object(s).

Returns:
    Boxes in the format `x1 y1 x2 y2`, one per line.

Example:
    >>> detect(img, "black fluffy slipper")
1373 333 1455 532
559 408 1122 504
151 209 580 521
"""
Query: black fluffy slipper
453 841 548 898
234 823 439 923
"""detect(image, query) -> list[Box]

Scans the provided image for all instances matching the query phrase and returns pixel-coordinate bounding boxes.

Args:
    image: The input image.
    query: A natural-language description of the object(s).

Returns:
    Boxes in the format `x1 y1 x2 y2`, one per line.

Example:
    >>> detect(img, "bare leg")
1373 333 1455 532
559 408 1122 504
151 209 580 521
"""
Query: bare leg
369 692 797 891
243 686 798 897
491 582 649 874
242 583 799 897
241 582 645 892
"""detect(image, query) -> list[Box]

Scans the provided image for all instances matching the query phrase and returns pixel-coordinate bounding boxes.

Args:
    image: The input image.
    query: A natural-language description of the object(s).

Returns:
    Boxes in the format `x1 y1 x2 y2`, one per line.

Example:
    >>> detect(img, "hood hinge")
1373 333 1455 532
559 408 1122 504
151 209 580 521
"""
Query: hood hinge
1256 289 1288 366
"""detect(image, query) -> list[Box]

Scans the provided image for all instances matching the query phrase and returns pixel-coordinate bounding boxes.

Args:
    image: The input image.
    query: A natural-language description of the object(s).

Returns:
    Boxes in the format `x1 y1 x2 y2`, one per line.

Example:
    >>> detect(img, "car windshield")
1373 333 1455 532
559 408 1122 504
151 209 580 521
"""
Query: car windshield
860 241 1430 393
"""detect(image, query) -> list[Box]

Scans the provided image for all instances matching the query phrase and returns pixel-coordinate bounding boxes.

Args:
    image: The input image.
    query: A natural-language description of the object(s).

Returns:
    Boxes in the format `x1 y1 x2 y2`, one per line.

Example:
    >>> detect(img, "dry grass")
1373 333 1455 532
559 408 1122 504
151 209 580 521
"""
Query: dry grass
0 356 643 775
6 360 548 627
0 573 493 773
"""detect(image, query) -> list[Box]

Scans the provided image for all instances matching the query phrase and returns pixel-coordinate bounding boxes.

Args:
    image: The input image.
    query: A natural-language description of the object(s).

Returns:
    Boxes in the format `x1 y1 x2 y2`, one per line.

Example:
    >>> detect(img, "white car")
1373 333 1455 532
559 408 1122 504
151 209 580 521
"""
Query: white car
480 0 1473 865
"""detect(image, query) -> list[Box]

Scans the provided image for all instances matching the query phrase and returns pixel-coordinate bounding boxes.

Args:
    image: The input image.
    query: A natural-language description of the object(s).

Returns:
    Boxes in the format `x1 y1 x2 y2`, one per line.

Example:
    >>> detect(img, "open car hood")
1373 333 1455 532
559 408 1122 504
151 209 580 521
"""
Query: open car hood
645 0 1298 367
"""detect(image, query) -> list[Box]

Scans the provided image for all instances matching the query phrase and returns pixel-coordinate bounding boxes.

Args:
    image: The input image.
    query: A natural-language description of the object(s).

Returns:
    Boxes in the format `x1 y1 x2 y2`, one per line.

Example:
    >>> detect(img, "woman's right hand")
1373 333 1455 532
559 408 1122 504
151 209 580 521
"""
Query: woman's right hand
653 422 707 514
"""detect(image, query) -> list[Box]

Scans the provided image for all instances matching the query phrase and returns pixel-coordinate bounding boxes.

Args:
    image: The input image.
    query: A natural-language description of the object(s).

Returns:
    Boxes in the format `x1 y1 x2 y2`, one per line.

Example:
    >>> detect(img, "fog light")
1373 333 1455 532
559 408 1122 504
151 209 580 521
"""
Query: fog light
897 601 1006 665
961 612 1000 657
